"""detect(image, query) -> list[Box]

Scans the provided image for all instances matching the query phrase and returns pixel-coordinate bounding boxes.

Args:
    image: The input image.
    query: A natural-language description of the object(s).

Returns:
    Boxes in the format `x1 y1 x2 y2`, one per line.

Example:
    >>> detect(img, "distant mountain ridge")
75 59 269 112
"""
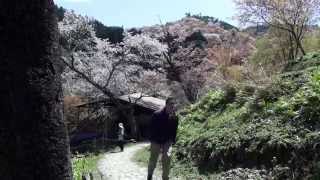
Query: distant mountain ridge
54 5 243 44
185 13 238 31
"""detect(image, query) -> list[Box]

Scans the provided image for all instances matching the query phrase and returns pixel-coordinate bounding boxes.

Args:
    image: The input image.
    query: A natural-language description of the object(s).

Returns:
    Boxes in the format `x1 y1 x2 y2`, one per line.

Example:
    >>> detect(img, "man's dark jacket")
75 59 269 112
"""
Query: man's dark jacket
149 108 179 144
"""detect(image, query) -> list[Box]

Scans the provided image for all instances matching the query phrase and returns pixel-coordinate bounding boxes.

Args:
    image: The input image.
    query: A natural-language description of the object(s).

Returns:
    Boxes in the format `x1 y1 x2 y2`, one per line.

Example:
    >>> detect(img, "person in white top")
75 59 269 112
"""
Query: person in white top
118 123 125 151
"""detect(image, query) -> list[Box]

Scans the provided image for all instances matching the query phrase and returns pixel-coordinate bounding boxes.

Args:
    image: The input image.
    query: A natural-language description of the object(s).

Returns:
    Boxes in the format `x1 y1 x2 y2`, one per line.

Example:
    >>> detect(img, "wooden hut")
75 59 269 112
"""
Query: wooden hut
71 93 165 144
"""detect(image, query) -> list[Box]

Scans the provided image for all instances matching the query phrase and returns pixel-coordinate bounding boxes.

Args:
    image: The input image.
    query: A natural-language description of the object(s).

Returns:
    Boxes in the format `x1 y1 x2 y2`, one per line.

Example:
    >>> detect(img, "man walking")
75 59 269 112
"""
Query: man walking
147 97 179 180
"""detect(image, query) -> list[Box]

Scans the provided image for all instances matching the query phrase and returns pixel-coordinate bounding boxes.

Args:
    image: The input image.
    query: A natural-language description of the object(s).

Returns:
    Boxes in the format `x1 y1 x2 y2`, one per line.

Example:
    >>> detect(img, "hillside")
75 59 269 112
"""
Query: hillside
56 4 256 70
57 7 256 100
137 17 256 101
173 53 320 179
141 17 255 66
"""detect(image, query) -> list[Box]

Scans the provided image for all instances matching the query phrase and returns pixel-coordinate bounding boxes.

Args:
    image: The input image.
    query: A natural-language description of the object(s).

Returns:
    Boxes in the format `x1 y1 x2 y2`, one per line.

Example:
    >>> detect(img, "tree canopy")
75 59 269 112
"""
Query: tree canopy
235 0 320 58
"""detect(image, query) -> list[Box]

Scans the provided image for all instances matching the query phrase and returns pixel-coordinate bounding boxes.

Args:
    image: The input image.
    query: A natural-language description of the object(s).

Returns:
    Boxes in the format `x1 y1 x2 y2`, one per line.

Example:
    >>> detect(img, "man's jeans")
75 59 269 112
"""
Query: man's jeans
147 141 172 180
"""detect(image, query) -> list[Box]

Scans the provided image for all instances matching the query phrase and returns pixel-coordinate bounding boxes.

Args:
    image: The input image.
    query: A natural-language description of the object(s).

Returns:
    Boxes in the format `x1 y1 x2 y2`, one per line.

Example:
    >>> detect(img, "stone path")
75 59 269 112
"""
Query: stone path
98 143 162 180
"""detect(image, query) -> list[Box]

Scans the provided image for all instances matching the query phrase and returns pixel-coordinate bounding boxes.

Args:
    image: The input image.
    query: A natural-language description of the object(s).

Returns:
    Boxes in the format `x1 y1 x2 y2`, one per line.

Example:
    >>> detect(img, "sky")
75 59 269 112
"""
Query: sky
54 0 238 28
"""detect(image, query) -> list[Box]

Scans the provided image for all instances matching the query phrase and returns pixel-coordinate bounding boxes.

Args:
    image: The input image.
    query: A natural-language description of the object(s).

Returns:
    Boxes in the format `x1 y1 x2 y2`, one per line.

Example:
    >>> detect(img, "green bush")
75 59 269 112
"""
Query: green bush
72 153 102 180
174 53 320 179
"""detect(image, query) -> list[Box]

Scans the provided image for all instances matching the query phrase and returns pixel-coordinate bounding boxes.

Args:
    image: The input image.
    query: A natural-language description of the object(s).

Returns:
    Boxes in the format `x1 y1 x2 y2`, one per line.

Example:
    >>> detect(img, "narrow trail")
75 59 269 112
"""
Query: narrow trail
97 143 161 180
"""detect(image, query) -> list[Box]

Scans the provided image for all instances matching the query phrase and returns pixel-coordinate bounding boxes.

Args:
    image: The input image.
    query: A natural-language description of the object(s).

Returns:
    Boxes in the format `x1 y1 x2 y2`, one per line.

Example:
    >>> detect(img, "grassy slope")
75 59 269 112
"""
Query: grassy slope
173 53 320 179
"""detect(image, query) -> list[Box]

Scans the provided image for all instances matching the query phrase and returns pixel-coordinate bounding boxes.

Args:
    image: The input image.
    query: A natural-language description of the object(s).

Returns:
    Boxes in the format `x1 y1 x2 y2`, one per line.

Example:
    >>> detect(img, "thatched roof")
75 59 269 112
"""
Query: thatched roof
75 93 165 111
118 93 165 111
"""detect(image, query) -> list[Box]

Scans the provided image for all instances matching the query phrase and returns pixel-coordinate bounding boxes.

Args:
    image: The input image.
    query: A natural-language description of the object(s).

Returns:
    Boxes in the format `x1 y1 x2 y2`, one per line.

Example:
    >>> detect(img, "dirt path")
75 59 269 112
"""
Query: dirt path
97 143 161 180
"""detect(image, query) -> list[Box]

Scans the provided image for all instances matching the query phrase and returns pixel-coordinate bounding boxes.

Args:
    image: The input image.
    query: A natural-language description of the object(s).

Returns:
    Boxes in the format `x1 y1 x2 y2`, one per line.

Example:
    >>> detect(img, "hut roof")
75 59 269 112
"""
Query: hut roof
75 93 165 111
118 93 165 111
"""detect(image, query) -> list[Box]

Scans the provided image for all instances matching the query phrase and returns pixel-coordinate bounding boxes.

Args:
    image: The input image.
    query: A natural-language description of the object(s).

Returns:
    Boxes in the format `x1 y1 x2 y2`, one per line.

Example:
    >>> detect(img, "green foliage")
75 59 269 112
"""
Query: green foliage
174 53 320 178
248 34 287 74
286 52 320 72
184 31 207 49
72 153 102 180
90 20 124 43
54 5 66 22
311 68 320 93
182 90 227 123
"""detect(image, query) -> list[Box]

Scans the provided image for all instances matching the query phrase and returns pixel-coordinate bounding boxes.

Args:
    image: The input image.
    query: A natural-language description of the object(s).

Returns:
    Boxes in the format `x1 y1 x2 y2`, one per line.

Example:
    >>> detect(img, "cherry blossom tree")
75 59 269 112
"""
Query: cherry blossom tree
58 11 168 139
235 0 320 58
59 11 168 98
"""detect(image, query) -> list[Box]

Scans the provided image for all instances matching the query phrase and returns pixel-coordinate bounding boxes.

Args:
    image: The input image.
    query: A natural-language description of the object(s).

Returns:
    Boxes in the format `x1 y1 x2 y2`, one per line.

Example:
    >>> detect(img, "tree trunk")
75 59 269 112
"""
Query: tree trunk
296 38 306 56
292 31 306 56
288 34 296 60
0 1 72 179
